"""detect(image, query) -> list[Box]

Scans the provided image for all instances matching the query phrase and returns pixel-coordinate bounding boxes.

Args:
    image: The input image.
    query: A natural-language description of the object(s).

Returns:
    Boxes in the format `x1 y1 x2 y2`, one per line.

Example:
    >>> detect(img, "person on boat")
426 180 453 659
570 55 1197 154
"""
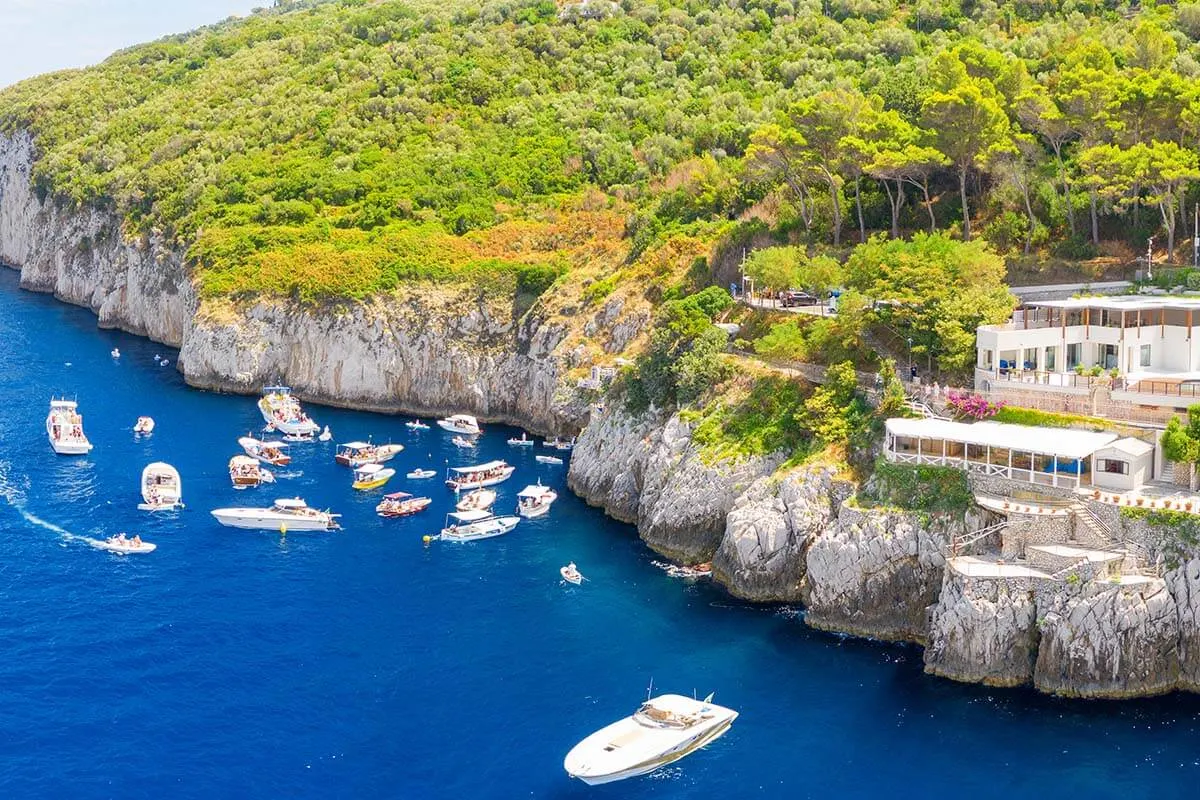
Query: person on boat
132 535 142 546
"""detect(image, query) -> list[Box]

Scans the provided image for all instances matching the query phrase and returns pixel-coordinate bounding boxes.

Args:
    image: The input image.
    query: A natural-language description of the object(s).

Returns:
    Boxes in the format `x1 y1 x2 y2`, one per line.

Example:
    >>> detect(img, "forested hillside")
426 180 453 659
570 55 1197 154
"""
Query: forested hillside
2 0 1199 301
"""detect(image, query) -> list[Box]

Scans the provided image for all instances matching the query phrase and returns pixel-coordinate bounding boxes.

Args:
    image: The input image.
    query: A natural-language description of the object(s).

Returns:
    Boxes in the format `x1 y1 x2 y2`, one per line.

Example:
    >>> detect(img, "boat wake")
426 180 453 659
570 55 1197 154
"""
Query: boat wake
275 470 304 480
0 461 96 545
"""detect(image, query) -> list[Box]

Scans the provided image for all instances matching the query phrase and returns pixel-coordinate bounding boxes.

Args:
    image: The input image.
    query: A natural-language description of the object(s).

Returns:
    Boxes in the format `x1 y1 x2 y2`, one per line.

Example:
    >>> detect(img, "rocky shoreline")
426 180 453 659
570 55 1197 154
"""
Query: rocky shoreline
6 129 1200 699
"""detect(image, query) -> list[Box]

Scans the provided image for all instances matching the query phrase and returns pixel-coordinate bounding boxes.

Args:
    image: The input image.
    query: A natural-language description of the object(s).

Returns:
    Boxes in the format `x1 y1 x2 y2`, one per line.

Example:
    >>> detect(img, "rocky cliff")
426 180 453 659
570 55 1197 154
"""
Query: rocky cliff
0 132 634 433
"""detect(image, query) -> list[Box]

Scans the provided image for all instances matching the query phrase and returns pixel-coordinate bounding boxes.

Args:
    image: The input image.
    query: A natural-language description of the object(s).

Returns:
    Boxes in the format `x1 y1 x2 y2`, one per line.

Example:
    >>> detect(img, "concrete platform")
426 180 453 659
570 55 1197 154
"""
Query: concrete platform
1026 544 1124 573
949 556 1051 580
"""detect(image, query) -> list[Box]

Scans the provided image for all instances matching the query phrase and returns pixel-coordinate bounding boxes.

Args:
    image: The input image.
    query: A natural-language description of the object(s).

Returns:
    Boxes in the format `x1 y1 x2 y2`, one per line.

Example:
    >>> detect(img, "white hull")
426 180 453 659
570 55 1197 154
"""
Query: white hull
440 515 519 541
137 502 183 512
446 468 515 491
519 502 552 518
50 439 93 455
271 418 320 436
535 456 563 465
437 419 481 435
93 540 156 555
210 509 336 531
407 469 436 479
564 695 737 786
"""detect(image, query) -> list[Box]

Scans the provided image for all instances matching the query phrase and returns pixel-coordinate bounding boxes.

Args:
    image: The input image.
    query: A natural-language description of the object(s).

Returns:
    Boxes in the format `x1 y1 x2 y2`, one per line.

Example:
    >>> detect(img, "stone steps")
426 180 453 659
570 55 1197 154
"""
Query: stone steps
1026 544 1124 575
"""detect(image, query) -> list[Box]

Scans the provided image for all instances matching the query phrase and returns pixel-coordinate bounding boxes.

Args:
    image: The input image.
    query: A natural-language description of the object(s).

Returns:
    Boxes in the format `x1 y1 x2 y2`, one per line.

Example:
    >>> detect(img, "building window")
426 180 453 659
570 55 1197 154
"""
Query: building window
1045 347 1056 371
1098 459 1129 475
1067 343 1081 368
1140 344 1152 368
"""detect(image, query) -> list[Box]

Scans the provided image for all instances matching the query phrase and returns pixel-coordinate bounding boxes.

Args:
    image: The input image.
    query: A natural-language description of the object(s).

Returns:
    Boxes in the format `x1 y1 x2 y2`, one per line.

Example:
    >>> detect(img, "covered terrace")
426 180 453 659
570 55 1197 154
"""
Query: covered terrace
884 418 1120 489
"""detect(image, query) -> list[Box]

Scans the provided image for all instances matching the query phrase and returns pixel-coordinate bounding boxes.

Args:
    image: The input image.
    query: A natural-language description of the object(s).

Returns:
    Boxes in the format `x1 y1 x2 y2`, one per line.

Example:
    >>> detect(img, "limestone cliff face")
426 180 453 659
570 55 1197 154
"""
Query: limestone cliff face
712 467 853 603
802 505 969 643
0 132 194 346
1167 558 1200 692
568 407 782 561
1033 579 1181 698
924 567 1040 687
0 132 615 433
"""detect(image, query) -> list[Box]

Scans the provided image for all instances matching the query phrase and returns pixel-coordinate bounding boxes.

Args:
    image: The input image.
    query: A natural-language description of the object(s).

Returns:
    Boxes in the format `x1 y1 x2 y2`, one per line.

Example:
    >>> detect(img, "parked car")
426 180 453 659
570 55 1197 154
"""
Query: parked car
781 290 819 307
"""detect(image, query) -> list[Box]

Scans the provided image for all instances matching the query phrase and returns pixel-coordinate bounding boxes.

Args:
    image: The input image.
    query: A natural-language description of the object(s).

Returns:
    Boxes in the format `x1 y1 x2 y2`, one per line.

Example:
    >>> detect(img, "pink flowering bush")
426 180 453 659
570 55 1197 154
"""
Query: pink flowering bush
946 390 1005 420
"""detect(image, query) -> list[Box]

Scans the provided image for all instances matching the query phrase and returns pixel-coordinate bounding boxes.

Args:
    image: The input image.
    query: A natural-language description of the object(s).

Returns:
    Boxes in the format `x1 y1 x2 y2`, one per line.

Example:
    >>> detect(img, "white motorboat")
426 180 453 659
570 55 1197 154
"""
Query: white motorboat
161 359 170 367
210 498 340 532
318 426 333 442
334 441 404 467
535 455 564 465
239 436 291 467
133 416 155 435
405 419 430 430
507 432 535 447
451 436 475 449
376 492 432 518
258 385 320 436
437 509 519 542
560 562 583 585
407 468 437 479
93 534 155 555
110 348 120 359
555 437 577 451
564 693 738 785
46 398 93 455
455 487 496 512
138 462 184 511
352 463 396 490
445 460 515 491
517 481 558 518
229 455 275 489
437 414 482 435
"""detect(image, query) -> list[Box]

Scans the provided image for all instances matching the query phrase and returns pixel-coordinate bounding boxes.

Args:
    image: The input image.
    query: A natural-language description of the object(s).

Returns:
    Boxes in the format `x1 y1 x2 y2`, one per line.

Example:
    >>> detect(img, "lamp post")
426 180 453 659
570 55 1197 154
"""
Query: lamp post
907 337 914 381
1147 237 1154 282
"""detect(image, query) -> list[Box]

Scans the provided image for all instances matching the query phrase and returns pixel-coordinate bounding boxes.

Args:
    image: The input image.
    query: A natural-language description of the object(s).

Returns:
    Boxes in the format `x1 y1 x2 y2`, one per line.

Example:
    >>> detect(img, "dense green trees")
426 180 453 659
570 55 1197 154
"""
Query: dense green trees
7 0 1200 301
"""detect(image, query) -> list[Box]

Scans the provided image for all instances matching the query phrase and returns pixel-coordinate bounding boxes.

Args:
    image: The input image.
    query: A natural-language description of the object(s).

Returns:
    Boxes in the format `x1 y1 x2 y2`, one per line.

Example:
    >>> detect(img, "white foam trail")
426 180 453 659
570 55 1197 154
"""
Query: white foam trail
0 460 93 544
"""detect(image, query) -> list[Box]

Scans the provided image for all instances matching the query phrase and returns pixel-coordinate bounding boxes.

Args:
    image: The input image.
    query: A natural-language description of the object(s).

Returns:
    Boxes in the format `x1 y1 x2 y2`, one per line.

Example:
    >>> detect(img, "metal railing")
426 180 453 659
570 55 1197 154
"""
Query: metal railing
1124 379 1200 398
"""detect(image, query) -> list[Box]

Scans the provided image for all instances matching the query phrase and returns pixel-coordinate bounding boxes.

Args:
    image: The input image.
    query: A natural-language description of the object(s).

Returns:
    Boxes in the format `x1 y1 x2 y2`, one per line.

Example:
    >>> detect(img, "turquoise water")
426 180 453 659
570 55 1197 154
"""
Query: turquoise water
0 269 1198 798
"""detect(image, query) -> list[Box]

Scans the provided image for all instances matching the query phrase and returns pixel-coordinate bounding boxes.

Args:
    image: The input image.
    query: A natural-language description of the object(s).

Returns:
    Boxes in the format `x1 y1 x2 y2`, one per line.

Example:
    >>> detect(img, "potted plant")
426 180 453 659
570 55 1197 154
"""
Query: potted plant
1093 489 1101 499
1187 501 1193 512
1136 497 1144 506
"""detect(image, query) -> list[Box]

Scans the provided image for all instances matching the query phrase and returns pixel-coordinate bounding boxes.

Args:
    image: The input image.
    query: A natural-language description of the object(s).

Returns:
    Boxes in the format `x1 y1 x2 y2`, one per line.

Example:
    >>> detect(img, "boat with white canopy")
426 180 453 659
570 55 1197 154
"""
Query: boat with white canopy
352 463 396 490
239 436 291 467
445 460 515 491
437 414 482 435
564 693 738 785
376 492 432 518
516 482 557 518
229 455 275 489
138 462 184 511
334 441 404 468
46 398 93 455
437 509 519 542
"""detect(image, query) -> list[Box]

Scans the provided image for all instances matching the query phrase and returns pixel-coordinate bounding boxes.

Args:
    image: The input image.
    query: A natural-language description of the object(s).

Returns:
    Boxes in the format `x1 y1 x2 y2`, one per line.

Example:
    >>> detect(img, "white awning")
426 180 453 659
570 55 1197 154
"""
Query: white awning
517 484 549 497
1100 438 1155 458
449 509 492 522
449 460 508 473
338 441 370 449
885 418 1118 460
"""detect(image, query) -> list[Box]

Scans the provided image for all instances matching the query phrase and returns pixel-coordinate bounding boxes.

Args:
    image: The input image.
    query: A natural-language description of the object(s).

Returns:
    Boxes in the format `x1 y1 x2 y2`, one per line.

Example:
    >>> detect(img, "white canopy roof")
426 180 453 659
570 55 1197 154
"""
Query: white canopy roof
449 460 509 473
1099 437 1155 457
518 484 550 497
261 440 288 448
355 463 386 475
338 441 370 450
274 498 308 509
885 418 1119 460
448 509 492 521
1029 296 1200 311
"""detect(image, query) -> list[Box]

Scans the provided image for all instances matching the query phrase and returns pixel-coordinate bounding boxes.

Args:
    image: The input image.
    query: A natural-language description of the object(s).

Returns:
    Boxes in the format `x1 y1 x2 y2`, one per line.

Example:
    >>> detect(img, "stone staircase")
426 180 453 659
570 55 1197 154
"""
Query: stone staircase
1027 544 1123 578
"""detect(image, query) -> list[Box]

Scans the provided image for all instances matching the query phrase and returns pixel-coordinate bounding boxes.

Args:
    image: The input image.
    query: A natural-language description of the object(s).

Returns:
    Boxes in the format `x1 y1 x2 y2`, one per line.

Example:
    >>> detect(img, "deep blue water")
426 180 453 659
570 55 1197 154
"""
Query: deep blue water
0 270 1199 798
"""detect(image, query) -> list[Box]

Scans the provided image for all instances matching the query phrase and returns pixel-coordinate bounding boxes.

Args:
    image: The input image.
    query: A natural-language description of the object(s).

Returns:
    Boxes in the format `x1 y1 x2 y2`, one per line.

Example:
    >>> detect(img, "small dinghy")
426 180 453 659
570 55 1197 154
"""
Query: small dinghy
94 533 155 555
456 488 496 512
560 562 583 585
352 463 396 490
451 436 475 449
111 348 121 359
229 455 275 489
318 426 333 442
407 468 437 479
507 432 535 447
536 455 564 465
138 462 184 511
405 419 430 431
376 492 432 518
160 359 170 367
133 416 155 435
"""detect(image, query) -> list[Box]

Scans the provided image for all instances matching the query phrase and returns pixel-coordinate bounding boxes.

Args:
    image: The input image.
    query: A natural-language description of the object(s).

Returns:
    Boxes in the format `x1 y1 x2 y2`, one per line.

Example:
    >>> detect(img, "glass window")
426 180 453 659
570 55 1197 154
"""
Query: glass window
1044 347 1056 371
1067 343 1081 368
1099 459 1129 475
1140 344 1152 367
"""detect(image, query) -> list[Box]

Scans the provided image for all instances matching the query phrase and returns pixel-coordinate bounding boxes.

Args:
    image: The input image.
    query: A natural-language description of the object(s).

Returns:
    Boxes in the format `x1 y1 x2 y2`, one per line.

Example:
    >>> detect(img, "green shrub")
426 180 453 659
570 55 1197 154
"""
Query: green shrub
861 459 973 514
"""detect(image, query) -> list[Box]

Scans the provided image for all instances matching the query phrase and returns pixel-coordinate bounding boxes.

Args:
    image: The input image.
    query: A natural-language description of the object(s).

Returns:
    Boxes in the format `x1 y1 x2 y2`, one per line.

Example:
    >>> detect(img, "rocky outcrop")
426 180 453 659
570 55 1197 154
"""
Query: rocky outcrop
1033 579 1181 698
802 505 968 643
0 132 626 433
712 466 853 603
924 567 1040 687
1168 558 1200 692
568 407 782 561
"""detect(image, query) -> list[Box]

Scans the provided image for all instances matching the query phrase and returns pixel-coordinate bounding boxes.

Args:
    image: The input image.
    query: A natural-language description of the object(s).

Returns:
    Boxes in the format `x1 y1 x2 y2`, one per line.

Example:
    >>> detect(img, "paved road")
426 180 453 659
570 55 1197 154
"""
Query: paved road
1009 280 1132 301
743 296 834 316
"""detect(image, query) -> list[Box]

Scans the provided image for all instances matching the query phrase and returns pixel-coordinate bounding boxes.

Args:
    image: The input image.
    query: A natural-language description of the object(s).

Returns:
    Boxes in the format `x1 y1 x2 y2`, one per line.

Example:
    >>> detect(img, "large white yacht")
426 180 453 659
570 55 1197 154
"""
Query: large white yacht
210 498 340 531
436 413 482 435
563 693 738 785
258 386 320 436
46 398 93 455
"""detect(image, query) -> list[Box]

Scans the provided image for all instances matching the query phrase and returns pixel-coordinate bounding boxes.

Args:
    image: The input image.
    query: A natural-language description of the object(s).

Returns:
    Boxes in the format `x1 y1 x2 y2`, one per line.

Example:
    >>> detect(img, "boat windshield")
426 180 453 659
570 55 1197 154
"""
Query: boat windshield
634 702 701 729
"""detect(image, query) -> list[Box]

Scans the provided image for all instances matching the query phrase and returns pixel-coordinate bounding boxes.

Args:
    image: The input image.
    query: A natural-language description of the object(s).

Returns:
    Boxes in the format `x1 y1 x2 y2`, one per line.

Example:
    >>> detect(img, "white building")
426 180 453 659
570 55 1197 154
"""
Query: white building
975 296 1200 402
883 417 1156 490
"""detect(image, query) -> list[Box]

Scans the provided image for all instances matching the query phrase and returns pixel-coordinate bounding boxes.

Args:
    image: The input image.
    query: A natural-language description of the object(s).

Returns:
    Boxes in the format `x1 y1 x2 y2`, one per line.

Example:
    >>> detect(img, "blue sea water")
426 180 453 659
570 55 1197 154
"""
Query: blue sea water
0 269 1198 799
